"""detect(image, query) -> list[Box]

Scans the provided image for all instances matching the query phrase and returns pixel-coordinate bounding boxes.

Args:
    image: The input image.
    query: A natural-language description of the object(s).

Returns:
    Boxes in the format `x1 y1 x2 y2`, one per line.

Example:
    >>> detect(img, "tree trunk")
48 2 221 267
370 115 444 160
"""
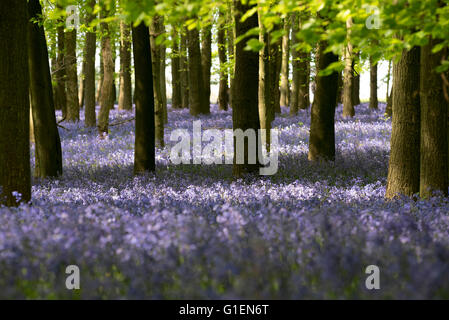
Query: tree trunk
171 28 182 109
118 21 132 111
385 47 420 199
150 15 165 146
258 11 273 150
228 10 235 110
217 10 229 111
180 30 189 109
352 54 361 106
298 50 310 110
0 0 31 206
271 28 282 114
27 0 62 178
342 17 354 118
65 28 79 122
84 0 97 127
79 60 85 109
97 6 114 136
187 27 207 116
369 56 378 110
201 26 212 114
280 18 290 107
132 22 155 174
96 49 103 104
232 0 260 176
420 40 448 197
308 40 339 162
160 33 168 123
55 24 66 116
290 13 300 115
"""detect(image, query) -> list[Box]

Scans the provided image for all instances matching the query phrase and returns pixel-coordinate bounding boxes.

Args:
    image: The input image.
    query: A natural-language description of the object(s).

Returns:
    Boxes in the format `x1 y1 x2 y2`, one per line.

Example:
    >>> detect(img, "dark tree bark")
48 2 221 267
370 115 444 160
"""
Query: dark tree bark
150 15 165 146
119 21 132 111
65 28 79 122
352 54 361 106
420 39 448 197
308 40 339 162
180 30 189 109
171 28 182 109
201 26 212 114
188 27 207 116
369 56 378 110
280 18 290 107
97 5 114 135
0 0 31 206
270 26 282 114
54 24 66 115
96 49 103 104
27 0 62 178
132 23 155 174
385 47 420 199
84 0 97 127
217 10 229 111
232 0 260 176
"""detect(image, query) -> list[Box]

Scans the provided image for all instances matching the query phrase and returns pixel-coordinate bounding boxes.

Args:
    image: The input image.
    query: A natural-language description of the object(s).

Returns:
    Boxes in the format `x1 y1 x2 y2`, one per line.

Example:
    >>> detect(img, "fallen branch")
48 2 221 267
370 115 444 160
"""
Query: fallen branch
109 117 135 127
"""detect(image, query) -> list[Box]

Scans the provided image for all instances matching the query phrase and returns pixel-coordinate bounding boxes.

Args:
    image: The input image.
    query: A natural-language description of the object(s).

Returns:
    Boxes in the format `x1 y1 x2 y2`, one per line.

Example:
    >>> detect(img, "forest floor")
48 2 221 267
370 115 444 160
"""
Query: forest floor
1 103 449 299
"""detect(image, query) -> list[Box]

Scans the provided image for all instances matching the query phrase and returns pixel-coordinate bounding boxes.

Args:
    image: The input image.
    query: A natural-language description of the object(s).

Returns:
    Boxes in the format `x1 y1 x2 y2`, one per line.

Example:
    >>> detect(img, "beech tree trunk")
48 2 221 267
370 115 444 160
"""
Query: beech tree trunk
298 50 310 110
187 27 207 116
385 47 420 199
308 40 339 162
84 0 97 127
420 40 448 197
218 10 229 111
150 15 165 146
232 0 260 176
160 32 167 123
132 22 155 174
280 18 290 107
0 0 31 206
290 13 300 115
27 0 62 178
65 28 79 122
201 26 212 114
171 28 182 109
97 6 114 136
343 17 354 118
55 24 67 116
180 30 189 109
369 56 378 110
119 21 132 111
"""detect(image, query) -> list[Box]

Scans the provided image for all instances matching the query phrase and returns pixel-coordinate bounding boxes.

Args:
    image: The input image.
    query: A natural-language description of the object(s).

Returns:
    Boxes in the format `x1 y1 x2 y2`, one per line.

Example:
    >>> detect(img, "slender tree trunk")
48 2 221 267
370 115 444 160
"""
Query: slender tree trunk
342 17 354 118
201 26 212 114
84 0 97 127
55 24 67 116
171 28 182 109
0 0 31 206
96 49 103 104
180 30 189 109
308 40 339 162
218 10 229 111
65 28 79 122
352 54 361 106
187 27 206 116
290 13 300 115
336 70 343 105
79 61 85 109
298 50 310 110
386 59 392 102
228 9 235 110
232 0 260 176
119 21 132 111
386 84 393 117
369 56 378 110
420 40 448 197
150 15 165 146
97 6 114 136
258 11 273 150
385 47 420 199
132 22 155 174
271 29 282 114
280 18 290 107
27 0 62 178
160 31 168 123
